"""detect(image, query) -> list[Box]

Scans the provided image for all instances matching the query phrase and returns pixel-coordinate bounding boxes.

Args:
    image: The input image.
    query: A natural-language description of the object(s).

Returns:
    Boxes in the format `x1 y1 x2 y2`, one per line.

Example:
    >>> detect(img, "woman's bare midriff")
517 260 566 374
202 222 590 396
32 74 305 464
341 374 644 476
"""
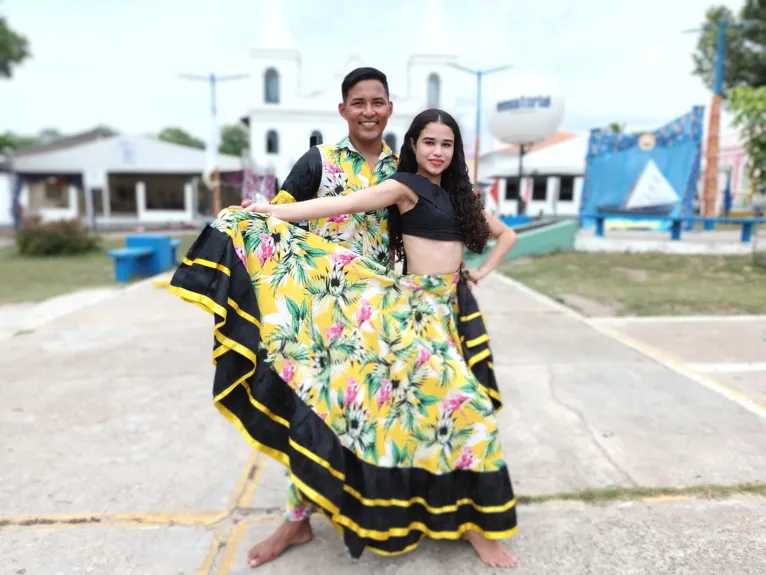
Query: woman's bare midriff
401 235 464 275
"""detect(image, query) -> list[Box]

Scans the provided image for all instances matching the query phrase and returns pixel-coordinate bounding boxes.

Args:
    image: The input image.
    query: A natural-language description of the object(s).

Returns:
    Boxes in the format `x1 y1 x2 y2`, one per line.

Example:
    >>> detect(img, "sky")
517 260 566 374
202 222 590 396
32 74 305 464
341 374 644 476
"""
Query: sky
1 0 746 146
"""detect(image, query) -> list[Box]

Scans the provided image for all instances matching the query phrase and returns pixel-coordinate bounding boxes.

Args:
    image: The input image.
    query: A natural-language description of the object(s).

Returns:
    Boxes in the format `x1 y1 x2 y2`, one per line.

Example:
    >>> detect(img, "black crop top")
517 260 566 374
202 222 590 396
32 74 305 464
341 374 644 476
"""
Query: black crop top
388 172 463 241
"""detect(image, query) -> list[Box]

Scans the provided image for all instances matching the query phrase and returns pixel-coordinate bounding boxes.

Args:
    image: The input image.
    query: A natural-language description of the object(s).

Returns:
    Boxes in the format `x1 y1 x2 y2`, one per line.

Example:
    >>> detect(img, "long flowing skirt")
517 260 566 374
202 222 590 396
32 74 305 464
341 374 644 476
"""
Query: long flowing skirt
169 208 517 557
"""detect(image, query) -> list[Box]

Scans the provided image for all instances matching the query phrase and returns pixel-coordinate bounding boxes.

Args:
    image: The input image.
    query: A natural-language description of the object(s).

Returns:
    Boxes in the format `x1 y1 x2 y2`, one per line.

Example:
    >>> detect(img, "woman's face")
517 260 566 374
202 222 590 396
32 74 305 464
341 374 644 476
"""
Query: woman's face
412 122 454 178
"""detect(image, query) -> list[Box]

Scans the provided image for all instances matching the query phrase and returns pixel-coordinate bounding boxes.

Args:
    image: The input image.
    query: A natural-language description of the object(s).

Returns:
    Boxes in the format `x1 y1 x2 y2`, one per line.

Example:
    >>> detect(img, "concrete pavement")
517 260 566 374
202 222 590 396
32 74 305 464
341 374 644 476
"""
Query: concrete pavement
1 272 765 574
591 315 766 408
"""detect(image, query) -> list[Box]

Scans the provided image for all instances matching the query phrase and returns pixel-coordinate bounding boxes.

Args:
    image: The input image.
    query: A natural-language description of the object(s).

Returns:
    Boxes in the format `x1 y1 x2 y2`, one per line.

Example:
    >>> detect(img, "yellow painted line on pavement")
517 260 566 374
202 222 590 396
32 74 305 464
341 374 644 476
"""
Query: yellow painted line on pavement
592 322 766 418
236 456 267 509
641 494 700 503
197 451 266 575
493 273 766 419
211 455 268 574
225 451 260 512
196 532 227 575
214 521 249 575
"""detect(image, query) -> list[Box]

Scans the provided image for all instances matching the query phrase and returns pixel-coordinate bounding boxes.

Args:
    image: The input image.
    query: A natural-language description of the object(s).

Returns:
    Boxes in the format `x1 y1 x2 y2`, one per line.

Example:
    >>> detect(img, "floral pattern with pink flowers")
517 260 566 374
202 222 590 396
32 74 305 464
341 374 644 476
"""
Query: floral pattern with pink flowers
215 208 503 480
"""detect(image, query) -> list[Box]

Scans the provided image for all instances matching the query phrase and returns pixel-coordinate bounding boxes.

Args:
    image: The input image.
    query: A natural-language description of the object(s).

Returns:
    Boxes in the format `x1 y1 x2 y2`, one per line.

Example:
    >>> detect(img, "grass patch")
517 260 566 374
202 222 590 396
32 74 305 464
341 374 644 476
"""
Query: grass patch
0 234 196 305
501 251 765 316
517 481 766 506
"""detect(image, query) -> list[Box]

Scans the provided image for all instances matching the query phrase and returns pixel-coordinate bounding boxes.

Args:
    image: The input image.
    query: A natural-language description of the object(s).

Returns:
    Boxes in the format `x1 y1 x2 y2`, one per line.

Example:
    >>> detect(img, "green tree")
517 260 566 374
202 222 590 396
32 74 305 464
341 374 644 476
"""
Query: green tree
607 122 625 134
0 12 30 78
729 85 766 268
37 128 63 143
691 3 766 94
0 125 120 152
92 124 119 137
727 86 766 193
158 127 205 149
218 124 249 157
0 131 36 150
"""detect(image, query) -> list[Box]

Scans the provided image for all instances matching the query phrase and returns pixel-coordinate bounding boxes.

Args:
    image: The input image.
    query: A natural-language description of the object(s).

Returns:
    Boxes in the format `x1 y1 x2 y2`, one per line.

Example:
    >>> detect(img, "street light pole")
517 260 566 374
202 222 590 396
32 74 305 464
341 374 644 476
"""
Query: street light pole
179 72 249 217
682 18 755 220
449 63 512 187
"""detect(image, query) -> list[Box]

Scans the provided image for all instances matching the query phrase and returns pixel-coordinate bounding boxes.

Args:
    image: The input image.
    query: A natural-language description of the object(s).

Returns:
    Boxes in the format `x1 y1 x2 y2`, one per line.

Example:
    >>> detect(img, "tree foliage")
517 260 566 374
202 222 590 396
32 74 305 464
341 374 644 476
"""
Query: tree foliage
158 127 205 149
606 122 625 134
0 126 119 152
0 13 30 78
218 124 249 157
692 2 766 93
0 131 36 151
727 86 766 192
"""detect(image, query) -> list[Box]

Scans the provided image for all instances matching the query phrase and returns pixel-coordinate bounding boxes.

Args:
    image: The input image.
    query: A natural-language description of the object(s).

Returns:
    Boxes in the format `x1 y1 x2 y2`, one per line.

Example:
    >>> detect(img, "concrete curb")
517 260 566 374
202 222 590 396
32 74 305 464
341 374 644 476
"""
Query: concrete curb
591 315 766 323
0 270 174 342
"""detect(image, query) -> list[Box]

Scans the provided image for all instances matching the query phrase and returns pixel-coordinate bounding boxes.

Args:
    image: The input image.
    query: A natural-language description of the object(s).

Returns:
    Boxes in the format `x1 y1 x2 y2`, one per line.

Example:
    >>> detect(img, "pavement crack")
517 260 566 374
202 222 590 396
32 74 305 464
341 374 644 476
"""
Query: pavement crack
18 516 102 527
545 364 638 487
234 507 283 520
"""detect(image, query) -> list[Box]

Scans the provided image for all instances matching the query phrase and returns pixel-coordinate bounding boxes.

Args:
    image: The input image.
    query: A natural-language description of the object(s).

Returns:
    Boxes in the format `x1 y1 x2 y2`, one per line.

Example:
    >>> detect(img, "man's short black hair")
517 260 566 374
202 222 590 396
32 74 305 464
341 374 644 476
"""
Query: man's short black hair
341 67 389 102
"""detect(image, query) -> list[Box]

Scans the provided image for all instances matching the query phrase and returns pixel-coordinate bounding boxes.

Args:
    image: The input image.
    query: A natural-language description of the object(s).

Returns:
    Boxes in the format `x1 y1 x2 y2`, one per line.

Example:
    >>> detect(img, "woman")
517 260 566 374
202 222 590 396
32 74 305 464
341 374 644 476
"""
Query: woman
169 109 519 567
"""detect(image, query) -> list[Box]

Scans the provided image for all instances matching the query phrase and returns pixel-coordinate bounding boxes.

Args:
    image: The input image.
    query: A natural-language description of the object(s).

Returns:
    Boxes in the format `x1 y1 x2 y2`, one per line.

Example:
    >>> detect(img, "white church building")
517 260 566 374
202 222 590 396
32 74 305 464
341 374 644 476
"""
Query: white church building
242 0 472 184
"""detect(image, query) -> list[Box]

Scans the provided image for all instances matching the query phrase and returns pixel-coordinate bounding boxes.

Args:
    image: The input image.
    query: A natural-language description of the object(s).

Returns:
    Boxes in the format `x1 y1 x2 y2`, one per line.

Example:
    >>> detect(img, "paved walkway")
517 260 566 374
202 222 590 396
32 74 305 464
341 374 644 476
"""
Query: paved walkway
1 273 765 574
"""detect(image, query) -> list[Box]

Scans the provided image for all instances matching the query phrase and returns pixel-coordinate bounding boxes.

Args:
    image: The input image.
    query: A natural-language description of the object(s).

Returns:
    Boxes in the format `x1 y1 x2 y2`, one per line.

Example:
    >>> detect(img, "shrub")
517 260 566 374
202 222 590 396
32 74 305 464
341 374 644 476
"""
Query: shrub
15 216 101 256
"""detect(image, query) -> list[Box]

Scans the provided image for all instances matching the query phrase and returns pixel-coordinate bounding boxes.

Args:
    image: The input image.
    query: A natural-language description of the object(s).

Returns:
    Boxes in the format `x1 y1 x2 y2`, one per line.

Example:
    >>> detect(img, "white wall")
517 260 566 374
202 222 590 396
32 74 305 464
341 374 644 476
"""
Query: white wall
248 49 464 183
249 113 412 181
39 186 79 222
135 181 195 223
5 176 198 228
1 178 77 226
11 137 242 176
496 175 584 217
0 173 13 226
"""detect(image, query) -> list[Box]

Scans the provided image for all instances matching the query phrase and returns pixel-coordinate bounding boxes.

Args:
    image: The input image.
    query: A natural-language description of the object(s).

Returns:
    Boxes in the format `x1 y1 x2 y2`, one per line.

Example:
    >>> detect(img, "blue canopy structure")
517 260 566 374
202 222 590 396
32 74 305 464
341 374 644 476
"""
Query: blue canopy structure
580 106 704 229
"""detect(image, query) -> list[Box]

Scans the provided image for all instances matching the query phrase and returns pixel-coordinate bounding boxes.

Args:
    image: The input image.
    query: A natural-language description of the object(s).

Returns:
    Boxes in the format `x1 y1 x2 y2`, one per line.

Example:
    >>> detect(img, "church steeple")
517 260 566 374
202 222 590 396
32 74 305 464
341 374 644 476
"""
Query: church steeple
412 0 456 57
407 0 457 108
252 1 297 52
250 0 301 110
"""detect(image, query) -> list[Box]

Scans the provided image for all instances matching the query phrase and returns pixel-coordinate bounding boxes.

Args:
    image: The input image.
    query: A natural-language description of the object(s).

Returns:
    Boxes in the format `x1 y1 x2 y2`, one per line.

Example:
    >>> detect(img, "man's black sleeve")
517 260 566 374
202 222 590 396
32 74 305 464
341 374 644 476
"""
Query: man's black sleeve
272 146 322 204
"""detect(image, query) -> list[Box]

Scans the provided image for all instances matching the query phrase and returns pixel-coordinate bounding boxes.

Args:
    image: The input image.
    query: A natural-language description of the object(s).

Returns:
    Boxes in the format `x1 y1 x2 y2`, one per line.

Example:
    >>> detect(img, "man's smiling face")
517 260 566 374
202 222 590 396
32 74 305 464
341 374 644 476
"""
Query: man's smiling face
339 79 393 146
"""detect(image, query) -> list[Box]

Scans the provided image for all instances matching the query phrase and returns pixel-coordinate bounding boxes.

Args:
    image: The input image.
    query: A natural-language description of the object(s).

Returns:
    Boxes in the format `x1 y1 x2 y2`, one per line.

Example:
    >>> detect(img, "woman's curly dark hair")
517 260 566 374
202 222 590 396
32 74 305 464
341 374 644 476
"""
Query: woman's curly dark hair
388 108 490 263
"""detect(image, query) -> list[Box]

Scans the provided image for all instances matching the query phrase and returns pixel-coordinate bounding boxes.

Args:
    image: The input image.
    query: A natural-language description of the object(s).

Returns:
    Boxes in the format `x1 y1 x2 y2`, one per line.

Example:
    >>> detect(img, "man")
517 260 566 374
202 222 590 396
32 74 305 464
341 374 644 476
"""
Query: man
242 66 398 568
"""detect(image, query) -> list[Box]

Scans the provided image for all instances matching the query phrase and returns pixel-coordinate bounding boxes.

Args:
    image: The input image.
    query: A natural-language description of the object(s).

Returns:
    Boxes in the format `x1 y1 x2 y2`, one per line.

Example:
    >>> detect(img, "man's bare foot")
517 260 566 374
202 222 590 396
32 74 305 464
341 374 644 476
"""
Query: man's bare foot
464 530 517 568
247 518 313 568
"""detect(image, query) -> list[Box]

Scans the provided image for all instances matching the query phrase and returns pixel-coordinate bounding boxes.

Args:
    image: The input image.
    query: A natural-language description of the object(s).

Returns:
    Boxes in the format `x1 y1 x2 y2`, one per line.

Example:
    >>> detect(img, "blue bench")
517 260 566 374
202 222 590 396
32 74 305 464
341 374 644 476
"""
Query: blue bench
107 247 154 283
587 213 765 243
170 239 182 264
107 235 186 283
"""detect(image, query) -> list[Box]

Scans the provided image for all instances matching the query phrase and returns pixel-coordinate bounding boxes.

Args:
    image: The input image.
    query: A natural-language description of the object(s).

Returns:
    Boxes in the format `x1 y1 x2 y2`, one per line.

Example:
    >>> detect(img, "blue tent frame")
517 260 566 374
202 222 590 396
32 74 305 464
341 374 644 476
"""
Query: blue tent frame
579 106 705 229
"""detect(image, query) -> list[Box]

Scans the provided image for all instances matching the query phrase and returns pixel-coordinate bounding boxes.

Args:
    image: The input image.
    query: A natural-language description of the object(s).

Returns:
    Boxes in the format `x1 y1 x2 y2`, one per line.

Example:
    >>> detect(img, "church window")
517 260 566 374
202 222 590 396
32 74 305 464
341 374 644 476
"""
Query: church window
265 68 280 103
427 73 440 108
266 130 279 154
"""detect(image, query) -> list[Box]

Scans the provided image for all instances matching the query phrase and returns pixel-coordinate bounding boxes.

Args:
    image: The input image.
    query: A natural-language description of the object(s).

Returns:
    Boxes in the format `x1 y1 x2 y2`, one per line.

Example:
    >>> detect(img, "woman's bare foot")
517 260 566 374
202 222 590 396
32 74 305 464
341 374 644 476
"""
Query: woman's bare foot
247 518 313 568
464 530 517 568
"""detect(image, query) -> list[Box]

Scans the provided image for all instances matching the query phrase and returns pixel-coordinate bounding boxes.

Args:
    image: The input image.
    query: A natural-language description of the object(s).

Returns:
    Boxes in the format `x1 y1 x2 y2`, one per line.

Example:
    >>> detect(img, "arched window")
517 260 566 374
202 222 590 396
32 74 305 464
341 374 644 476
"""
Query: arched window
264 68 280 103
311 130 323 145
266 130 279 154
427 73 440 108
384 133 398 153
